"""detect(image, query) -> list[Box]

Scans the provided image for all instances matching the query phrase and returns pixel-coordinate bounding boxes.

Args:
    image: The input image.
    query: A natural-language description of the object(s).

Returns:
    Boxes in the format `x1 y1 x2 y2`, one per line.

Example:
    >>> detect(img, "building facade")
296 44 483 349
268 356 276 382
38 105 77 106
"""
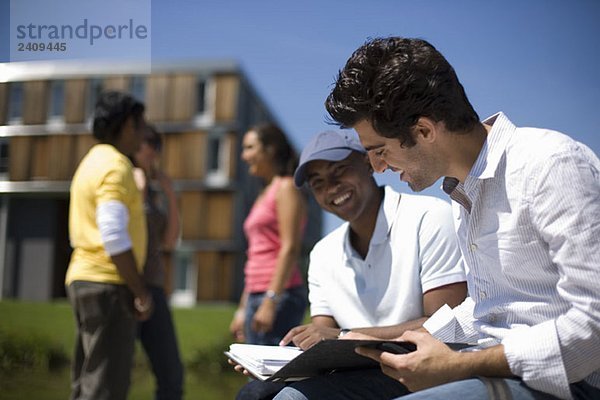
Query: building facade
0 60 322 305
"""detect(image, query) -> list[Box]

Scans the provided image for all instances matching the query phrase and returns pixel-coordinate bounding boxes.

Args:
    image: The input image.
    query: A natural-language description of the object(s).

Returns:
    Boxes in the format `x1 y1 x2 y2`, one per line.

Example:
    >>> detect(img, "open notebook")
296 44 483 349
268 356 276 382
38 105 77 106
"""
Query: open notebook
225 339 473 382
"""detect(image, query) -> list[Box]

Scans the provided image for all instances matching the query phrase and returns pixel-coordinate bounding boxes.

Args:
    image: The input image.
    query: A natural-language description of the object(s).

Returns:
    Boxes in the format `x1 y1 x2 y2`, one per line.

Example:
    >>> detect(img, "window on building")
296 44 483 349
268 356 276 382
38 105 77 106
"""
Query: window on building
205 129 230 187
170 250 197 308
194 76 214 126
87 78 104 121
0 139 9 179
196 79 206 114
129 76 146 102
207 135 221 171
47 80 65 126
7 82 24 125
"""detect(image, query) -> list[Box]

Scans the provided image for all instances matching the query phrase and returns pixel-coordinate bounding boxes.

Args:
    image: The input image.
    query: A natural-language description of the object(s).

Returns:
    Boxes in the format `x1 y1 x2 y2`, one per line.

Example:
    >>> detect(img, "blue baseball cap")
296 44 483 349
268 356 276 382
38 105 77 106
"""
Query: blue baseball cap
294 130 366 187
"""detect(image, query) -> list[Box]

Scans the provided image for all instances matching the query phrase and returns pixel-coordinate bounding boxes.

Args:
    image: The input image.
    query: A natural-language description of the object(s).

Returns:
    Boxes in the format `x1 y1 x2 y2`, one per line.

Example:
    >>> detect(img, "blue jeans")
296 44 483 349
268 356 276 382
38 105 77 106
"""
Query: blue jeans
397 378 600 400
245 286 307 345
236 380 286 400
138 286 184 400
273 376 600 400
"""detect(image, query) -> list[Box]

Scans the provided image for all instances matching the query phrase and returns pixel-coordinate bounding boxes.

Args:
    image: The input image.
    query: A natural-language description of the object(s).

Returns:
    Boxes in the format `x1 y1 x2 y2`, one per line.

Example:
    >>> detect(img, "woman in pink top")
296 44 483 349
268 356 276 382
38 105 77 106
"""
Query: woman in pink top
229 124 308 345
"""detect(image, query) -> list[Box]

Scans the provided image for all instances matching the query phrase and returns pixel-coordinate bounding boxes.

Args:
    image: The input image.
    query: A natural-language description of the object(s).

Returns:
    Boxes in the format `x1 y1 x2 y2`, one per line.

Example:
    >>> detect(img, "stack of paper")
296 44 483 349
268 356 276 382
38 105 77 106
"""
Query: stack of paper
226 344 303 375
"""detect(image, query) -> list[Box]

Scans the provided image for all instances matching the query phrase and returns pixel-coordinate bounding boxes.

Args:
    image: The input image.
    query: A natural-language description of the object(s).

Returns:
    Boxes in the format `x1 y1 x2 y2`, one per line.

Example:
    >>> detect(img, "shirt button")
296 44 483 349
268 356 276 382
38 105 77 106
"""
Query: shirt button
470 243 478 252
479 290 487 299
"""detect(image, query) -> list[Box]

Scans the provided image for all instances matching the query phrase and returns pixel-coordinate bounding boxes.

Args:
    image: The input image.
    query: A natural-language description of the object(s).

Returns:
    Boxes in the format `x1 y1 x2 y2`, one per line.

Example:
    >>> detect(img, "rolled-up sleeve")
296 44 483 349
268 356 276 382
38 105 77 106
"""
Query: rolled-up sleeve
424 297 479 343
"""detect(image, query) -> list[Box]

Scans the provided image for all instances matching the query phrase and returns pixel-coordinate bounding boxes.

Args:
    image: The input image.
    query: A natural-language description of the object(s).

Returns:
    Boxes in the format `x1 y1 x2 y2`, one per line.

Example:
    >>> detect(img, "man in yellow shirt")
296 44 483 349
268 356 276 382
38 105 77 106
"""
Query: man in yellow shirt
66 91 151 400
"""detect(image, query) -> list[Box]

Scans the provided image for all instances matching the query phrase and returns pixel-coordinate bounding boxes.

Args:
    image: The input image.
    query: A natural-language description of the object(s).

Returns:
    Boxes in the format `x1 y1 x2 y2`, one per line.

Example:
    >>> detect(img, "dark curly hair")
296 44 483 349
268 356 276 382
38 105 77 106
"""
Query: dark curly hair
92 91 145 144
250 123 299 176
325 37 479 147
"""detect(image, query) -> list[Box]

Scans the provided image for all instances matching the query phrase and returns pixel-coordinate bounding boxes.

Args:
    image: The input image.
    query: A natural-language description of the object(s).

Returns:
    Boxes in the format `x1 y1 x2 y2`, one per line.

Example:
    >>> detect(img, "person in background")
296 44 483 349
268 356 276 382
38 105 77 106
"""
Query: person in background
326 36 600 400
229 123 308 346
236 130 467 400
65 91 152 400
133 125 184 400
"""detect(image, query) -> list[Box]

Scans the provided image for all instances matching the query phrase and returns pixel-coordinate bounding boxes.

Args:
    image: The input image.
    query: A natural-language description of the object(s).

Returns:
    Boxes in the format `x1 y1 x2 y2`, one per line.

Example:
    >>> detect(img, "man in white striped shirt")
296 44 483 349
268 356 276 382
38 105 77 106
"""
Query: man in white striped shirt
324 37 600 400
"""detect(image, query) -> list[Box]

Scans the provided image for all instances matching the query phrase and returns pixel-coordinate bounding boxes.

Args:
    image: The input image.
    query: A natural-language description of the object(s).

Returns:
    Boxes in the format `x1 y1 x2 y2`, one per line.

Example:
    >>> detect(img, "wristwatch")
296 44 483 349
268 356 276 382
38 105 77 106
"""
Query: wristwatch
338 328 352 338
264 290 280 302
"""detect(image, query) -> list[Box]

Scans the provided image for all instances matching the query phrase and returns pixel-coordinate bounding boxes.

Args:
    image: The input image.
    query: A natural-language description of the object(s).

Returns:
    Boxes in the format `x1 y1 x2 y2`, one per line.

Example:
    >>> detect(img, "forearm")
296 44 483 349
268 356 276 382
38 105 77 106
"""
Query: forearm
351 317 428 340
237 290 249 311
360 331 514 392
311 315 339 329
111 249 148 299
454 345 513 379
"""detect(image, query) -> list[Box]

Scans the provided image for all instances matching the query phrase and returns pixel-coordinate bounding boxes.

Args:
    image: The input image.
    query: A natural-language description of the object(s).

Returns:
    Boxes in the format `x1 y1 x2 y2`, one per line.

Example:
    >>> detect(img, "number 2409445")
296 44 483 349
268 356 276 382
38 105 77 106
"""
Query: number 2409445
17 42 67 52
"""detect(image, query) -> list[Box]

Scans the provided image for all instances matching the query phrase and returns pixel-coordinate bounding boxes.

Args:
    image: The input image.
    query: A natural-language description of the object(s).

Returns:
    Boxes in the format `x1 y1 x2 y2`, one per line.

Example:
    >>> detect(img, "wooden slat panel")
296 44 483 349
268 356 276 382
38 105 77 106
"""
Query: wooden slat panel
218 253 234 300
64 79 87 123
205 191 233 240
180 191 206 240
47 135 75 180
214 75 239 123
0 83 7 125
169 74 196 122
30 136 49 180
195 251 234 301
23 80 48 124
179 131 206 179
162 132 183 179
226 132 237 180
196 251 218 301
103 76 128 92
163 131 207 180
73 134 96 171
145 75 171 122
8 136 32 180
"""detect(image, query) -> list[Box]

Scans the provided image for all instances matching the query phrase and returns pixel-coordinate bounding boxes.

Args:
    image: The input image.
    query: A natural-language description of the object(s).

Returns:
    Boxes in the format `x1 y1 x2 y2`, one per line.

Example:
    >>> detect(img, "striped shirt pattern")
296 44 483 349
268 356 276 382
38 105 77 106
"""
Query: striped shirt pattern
426 112 600 399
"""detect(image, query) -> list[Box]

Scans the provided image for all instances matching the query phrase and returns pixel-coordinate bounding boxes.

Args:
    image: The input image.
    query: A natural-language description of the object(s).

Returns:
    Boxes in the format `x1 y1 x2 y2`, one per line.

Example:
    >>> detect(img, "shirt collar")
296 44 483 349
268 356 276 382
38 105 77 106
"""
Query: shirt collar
441 112 515 211
470 112 515 180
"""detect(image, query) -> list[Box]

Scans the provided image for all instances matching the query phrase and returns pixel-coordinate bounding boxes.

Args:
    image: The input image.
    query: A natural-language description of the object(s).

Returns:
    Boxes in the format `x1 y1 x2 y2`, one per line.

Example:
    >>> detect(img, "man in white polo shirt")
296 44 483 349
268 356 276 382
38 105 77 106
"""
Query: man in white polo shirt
236 130 467 400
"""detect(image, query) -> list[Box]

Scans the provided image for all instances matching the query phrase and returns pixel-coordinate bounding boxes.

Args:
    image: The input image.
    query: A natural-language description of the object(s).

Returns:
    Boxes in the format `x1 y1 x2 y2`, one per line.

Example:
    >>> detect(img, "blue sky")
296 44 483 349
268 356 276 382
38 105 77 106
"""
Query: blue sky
2 0 600 233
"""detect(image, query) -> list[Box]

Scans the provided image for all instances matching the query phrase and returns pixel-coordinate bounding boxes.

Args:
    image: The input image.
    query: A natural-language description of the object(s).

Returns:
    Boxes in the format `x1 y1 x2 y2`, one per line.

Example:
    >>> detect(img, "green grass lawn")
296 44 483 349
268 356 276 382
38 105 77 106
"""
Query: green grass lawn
0 299 248 399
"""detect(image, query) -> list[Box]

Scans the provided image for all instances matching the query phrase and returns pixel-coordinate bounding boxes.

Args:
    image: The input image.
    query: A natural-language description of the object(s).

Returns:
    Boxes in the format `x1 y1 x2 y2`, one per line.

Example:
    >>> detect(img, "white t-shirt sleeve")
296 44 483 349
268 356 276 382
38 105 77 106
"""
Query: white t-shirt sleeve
96 200 132 256
418 199 466 293
307 243 334 318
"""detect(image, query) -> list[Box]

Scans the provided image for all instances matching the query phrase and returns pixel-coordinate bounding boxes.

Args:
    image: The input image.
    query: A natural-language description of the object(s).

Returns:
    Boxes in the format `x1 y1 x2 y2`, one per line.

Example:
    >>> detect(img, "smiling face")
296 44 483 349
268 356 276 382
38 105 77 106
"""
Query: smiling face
305 151 379 224
353 119 443 192
241 130 273 178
